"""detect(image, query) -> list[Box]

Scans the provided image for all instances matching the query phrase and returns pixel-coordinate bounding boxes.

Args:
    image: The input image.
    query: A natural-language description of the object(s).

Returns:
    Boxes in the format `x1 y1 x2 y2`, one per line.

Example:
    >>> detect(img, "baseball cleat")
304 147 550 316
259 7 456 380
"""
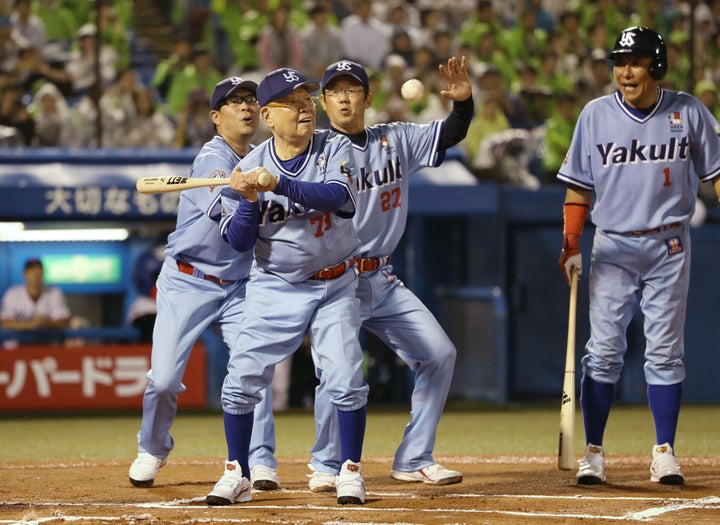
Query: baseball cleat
128 452 167 487
307 463 336 493
206 460 252 505
250 464 280 490
336 459 365 505
391 463 463 485
650 443 684 485
576 443 606 485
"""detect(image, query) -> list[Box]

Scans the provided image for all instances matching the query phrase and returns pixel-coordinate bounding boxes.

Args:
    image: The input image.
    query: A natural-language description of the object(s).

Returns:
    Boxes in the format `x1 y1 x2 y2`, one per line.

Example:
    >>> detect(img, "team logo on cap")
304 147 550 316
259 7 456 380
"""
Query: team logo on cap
619 30 636 48
283 70 300 83
228 76 244 85
335 61 354 72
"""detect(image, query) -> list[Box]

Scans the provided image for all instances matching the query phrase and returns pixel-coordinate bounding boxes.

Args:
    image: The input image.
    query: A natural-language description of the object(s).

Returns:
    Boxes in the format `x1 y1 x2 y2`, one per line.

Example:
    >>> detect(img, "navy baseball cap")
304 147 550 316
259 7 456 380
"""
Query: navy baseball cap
256 68 320 107
210 76 258 110
321 60 369 89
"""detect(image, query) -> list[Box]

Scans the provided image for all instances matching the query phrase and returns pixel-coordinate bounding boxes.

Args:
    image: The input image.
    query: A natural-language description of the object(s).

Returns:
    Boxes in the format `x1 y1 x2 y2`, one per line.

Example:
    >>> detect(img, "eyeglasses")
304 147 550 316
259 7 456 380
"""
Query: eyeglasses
324 88 365 98
224 95 258 107
266 96 318 112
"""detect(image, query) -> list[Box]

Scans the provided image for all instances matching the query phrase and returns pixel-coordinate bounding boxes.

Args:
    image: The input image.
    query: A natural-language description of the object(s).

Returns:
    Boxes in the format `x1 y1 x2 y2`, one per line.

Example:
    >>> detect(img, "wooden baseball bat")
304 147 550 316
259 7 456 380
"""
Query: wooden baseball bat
135 176 231 194
558 267 578 470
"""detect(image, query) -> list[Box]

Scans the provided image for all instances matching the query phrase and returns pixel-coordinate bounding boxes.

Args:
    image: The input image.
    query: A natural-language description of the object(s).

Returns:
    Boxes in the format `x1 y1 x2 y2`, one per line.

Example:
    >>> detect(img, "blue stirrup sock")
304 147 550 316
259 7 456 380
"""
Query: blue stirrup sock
580 375 615 446
337 405 366 466
647 383 682 447
224 411 254 478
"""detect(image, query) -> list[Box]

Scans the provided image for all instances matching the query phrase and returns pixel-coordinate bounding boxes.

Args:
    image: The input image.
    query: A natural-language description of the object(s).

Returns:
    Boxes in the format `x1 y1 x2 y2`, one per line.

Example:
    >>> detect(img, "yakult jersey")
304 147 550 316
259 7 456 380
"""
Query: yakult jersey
557 89 720 233
164 135 254 281
345 120 443 257
221 130 360 283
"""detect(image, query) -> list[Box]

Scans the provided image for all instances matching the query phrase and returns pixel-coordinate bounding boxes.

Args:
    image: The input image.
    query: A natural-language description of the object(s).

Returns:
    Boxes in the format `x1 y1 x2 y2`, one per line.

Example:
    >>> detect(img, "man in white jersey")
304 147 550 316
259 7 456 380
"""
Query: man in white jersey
1 258 71 348
557 27 720 486
206 67 369 506
127 76 262 487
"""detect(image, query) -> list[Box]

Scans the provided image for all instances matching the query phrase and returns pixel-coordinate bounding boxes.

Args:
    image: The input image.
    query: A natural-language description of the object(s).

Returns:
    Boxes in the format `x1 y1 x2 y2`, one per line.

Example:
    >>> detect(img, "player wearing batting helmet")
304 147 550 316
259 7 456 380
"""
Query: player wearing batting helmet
557 27 720 486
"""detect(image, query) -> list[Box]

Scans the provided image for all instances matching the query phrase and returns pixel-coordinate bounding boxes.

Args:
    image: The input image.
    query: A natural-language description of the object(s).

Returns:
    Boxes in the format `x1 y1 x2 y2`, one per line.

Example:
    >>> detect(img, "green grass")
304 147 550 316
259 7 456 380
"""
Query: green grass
1 405 718 462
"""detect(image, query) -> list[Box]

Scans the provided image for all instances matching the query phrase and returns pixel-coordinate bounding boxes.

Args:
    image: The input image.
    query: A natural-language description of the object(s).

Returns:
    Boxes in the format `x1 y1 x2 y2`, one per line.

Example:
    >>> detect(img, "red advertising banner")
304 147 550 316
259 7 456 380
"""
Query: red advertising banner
0 343 207 410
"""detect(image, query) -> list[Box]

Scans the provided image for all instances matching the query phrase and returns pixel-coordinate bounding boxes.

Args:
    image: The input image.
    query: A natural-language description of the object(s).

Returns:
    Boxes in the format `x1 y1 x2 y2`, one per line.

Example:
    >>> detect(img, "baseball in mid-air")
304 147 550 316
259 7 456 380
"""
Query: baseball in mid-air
257 171 272 186
401 79 424 101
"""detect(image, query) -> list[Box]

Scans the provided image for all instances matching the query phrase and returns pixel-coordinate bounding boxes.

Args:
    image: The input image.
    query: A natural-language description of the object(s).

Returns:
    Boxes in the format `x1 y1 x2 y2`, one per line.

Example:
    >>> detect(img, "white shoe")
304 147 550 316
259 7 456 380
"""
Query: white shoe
576 443 606 485
336 459 365 505
307 463 336 493
650 443 684 485
129 452 167 487
390 463 463 485
250 465 280 490
206 460 252 505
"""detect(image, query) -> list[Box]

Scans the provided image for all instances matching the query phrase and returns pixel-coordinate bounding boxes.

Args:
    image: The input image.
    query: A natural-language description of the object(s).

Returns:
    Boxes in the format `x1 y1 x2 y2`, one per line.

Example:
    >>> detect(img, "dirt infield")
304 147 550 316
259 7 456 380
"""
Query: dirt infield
2 454 719 524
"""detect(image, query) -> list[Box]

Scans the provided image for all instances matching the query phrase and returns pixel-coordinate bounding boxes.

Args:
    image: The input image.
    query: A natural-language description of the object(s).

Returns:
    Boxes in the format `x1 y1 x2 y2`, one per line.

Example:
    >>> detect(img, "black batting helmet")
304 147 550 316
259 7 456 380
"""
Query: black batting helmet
608 27 668 80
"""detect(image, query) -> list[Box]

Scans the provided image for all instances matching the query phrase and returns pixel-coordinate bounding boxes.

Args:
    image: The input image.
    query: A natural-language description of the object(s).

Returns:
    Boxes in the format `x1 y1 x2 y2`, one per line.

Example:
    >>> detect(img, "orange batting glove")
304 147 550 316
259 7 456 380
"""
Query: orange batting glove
559 202 589 285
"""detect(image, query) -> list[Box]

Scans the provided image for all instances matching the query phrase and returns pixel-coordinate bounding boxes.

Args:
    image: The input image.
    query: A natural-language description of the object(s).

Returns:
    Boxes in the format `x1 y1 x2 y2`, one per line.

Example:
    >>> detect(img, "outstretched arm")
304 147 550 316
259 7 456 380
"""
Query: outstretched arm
437 56 475 153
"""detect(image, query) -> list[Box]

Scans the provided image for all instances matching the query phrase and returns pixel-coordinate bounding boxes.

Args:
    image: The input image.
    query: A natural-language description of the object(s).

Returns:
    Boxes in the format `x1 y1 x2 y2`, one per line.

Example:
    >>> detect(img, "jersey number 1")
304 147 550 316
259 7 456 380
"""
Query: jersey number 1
663 167 671 187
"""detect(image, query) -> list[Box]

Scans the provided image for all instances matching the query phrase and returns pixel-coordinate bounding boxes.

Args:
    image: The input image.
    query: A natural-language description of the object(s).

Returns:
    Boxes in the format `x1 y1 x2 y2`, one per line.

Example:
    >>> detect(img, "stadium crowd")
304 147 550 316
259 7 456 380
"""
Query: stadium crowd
1 0 719 192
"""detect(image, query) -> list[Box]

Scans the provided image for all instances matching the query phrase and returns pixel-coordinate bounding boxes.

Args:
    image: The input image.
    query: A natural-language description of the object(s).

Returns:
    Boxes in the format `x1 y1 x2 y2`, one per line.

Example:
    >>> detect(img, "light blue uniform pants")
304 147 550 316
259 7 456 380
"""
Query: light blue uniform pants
311 267 457 473
136 261 248 458
582 226 689 385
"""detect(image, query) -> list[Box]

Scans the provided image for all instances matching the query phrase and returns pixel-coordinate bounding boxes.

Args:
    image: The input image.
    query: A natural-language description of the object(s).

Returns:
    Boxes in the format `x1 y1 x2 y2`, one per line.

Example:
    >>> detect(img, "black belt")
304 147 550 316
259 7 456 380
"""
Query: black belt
177 260 236 284
311 257 356 280
630 222 681 235
356 256 390 273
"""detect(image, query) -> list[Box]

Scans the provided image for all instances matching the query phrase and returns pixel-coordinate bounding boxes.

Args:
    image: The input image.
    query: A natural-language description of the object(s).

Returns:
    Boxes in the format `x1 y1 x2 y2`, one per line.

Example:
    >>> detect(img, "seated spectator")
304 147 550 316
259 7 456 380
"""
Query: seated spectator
124 85 175 148
1 258 71 348
11 40 71 94
29 81 78 146
301 2 346 80
256 4 304 73
98 67 138 147
540 92 577 183
164 44 222 117
65 23 118 97
0 81 35 144
340 0 390 71
9 0 45 51
174 87 215 148
380 53 409 96
97 0 131 71
151 36 192 100
70 81 102 147
465 95 510 166
386 27 415 69
35 0 79 50
0 16 22 73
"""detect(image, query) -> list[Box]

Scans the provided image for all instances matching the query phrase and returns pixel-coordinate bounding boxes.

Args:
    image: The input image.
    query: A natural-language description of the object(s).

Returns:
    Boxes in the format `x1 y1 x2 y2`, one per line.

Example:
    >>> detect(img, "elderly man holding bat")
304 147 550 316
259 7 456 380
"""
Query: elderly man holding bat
206 67 369 507
128 76 270 489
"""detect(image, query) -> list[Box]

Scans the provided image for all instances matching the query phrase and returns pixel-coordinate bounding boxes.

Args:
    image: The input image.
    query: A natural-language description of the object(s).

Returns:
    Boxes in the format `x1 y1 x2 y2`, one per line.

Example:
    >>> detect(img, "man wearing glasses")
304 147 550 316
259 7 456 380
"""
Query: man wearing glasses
207 68 369 506
128 77 262 488
305 57 474 490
